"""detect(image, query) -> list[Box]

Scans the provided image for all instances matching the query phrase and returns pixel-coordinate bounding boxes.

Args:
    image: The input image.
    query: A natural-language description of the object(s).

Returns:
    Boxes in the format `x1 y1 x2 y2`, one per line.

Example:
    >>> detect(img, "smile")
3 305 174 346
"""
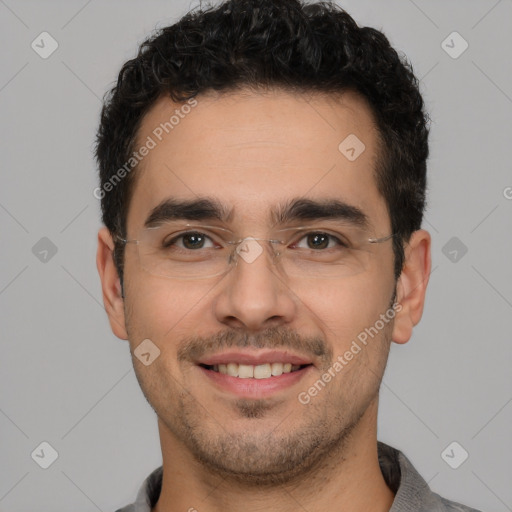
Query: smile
200 362 310 379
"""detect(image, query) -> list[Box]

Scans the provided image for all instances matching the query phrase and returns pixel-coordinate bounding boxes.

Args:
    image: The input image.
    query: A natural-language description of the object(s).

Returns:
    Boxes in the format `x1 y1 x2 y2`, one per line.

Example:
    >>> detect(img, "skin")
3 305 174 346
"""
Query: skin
97 88 431 512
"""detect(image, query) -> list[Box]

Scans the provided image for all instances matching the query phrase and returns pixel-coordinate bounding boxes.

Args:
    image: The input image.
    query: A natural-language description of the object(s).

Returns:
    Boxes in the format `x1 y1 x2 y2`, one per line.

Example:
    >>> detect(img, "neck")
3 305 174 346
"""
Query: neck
152 399 395 512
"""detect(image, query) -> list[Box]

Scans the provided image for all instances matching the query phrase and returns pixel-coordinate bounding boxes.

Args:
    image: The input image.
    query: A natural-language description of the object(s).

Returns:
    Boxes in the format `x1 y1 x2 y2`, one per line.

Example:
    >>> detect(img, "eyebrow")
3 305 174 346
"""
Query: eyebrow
144 197 234 227
144 197 370 230
271 197 370 229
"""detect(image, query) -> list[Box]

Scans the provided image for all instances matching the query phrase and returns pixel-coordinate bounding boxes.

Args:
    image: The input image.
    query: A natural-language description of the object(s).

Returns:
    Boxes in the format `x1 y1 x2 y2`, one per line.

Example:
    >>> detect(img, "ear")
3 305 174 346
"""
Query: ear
96 226 128 340
391 229 431 344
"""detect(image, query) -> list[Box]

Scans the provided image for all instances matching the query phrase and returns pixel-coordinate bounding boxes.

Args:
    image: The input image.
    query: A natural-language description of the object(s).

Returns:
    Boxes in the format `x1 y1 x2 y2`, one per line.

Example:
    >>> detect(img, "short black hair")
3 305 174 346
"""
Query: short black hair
95 0 429 287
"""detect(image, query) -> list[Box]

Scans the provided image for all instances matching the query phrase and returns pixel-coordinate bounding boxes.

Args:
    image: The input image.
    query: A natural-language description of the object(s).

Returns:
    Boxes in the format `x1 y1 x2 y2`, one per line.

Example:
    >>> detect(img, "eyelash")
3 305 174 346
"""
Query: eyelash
162 230 350 250
293 232 349 250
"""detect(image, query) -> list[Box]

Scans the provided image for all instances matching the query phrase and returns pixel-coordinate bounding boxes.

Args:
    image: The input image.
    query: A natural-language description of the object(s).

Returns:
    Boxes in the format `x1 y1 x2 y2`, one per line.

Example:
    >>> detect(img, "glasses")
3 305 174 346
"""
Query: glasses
117 222 394 280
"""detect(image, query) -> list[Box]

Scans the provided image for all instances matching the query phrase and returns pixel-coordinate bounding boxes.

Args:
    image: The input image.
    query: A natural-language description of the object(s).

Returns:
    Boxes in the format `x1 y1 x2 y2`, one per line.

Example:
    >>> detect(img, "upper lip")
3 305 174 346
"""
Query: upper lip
197 350 314 367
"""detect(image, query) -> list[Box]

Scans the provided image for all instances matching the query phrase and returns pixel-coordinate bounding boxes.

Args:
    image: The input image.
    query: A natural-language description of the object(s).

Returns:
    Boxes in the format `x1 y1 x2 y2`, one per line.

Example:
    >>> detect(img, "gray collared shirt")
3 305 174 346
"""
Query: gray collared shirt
115 442 482 512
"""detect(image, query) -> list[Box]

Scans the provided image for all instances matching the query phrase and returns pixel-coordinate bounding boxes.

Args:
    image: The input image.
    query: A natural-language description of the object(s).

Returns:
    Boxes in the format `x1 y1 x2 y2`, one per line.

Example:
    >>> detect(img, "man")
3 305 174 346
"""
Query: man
95 1 482 511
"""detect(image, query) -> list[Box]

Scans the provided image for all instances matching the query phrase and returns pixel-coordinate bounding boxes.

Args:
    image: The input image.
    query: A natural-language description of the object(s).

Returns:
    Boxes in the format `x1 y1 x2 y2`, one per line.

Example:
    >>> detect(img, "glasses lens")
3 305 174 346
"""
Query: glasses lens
137 223 230 279
133 223 388 279
272 226 376 278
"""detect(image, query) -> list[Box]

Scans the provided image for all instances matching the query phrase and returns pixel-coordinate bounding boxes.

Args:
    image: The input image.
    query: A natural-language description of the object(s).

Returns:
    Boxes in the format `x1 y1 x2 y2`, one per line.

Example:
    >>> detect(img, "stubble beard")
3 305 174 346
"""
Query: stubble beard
162 390 363 487
126 290 396 487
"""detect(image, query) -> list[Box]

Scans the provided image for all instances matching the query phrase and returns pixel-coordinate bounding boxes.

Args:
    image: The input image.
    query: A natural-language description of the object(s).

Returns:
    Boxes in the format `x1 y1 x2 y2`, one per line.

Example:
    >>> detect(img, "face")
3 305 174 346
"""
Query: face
100 88 417 484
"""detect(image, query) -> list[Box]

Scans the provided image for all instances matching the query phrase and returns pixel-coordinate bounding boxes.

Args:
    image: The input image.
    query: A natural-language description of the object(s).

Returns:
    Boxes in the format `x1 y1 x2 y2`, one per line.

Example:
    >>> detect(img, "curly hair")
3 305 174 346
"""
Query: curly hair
95 0 429 286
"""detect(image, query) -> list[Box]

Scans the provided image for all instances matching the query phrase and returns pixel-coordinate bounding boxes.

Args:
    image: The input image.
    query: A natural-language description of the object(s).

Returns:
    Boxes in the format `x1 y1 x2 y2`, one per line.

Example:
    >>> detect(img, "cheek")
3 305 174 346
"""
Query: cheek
124 273 212 343
295 272 394 353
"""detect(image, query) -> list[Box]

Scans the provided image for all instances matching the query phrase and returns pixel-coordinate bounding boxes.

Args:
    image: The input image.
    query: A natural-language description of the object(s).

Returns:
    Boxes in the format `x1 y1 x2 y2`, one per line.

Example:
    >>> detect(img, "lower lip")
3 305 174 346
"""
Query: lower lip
197 365 313 398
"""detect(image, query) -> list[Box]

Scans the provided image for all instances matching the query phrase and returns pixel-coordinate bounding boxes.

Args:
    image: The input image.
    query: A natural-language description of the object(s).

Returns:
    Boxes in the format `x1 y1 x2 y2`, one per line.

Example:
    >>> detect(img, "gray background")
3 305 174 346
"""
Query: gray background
1 0 511 510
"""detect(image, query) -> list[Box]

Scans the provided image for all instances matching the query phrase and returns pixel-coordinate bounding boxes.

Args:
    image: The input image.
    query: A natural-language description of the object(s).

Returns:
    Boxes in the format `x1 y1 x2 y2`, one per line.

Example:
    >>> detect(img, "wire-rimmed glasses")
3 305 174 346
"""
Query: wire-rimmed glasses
116 221 394 280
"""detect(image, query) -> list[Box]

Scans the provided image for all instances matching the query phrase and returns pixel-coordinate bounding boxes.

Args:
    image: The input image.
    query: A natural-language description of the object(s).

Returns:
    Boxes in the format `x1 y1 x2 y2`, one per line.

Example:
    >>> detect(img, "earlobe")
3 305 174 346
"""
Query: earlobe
391 229 431 344
96 227 129 340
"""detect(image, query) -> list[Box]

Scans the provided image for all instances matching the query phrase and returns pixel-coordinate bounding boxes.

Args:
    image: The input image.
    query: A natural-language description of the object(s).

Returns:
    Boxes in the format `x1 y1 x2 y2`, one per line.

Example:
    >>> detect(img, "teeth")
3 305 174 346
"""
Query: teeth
238 364 254 378
227 363 239 377
271 362 283 376
208 362 306 378
254 364 272 379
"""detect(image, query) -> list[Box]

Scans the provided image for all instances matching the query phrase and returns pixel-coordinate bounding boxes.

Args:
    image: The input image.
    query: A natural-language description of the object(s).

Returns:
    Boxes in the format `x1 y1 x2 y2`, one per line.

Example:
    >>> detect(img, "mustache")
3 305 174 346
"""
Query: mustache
177 326 333 367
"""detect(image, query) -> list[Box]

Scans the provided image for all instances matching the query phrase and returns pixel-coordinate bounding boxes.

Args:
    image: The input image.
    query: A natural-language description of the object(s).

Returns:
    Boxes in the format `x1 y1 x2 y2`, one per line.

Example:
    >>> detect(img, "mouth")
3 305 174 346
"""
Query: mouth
195 351 315 398
199 362 311 379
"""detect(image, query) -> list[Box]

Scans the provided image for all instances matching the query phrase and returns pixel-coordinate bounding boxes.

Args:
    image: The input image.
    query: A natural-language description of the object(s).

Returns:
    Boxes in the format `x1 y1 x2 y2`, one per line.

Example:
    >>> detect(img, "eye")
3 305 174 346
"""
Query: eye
292 232 349 250
163 231 216 250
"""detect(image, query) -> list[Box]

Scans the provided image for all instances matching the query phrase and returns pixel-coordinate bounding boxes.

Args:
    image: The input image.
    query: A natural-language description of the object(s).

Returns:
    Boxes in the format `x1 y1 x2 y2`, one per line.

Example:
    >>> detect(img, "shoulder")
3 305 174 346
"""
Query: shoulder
435 494 484 512
114 466 163 512
378 442 484 512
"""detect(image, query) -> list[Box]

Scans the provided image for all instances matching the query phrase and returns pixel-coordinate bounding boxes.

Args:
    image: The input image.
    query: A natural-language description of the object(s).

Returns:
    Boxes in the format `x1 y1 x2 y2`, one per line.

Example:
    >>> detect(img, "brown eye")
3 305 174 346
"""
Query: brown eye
293 232 348 250
181 233 207 249
307 233 330 249
163 232 214 250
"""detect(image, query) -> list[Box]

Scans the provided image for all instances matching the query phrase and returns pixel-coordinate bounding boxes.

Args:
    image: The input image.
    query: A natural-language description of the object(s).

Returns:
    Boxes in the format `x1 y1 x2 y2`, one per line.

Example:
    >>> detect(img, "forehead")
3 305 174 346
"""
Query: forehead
127 88 389 233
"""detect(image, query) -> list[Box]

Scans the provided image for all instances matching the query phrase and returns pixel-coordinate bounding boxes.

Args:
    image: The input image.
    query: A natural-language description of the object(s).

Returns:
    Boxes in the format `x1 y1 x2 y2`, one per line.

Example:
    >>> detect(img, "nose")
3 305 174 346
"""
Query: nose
212 238 298 331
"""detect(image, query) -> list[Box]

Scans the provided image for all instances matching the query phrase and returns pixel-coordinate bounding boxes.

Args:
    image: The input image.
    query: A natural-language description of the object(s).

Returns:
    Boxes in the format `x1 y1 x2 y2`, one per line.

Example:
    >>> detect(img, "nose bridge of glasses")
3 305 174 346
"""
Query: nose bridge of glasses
230 236 283 267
